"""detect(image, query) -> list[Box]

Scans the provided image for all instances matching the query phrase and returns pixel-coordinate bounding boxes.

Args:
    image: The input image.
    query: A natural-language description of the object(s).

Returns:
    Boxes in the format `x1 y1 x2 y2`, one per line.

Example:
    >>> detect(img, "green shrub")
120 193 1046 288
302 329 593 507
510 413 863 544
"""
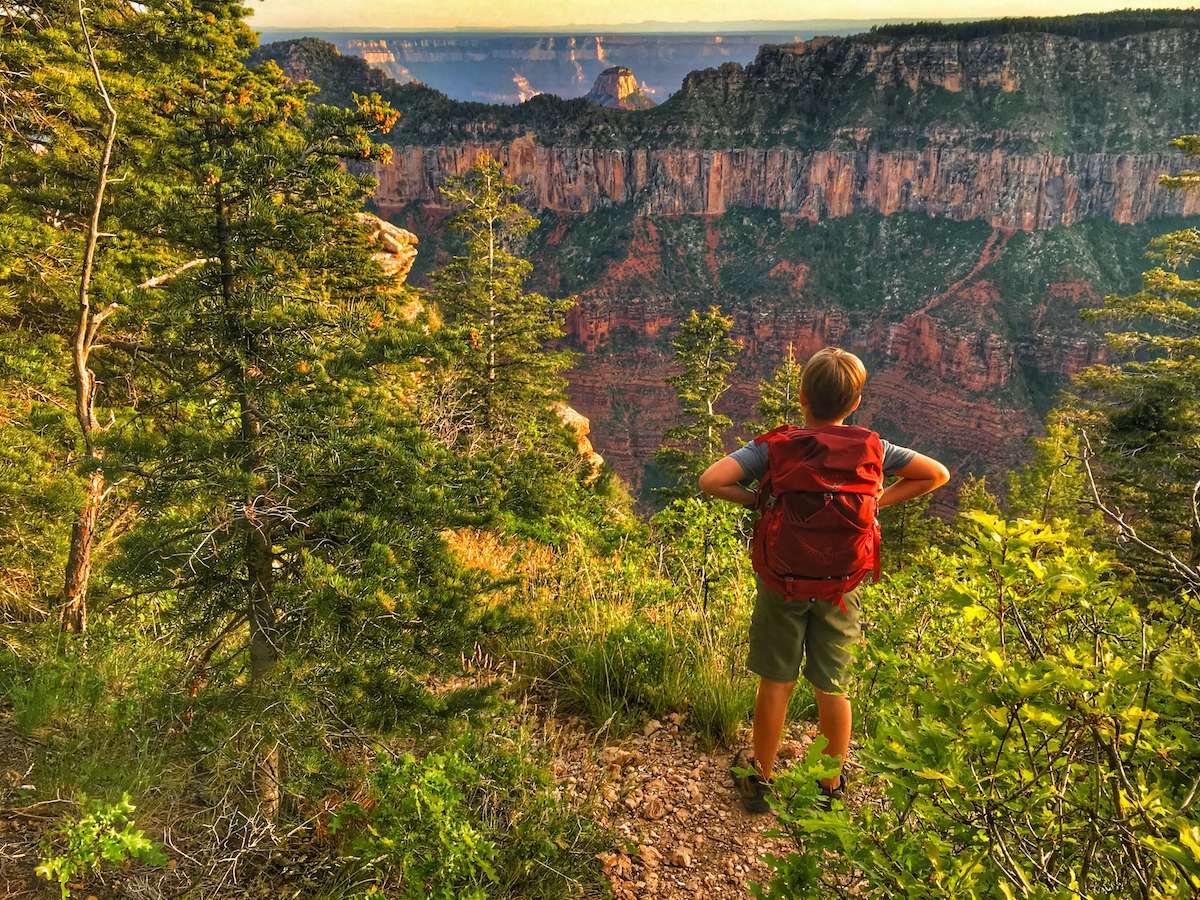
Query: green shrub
331 726 606 898
36 795 167 899
516 497 767 746
553 617 674 729
757 513 1200 898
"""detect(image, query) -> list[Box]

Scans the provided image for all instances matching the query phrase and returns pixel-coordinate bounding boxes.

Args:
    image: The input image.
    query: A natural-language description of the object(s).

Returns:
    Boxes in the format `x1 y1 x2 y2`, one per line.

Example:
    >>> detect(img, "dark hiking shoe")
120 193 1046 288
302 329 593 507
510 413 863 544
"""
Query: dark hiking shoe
732 749 771 814
816 773 848 811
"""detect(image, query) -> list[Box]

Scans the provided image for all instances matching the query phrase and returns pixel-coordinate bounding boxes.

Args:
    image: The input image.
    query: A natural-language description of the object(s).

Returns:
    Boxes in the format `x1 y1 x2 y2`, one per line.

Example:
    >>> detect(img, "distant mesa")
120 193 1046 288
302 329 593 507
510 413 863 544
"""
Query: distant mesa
583 66 656 110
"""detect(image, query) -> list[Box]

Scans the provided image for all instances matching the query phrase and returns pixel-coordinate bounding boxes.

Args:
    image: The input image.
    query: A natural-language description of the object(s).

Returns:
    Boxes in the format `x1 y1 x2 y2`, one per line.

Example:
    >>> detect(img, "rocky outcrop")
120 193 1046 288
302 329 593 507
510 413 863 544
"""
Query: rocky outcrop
357 213 419 283
553 401 606 479
371 140 1198 229
584 67 656 110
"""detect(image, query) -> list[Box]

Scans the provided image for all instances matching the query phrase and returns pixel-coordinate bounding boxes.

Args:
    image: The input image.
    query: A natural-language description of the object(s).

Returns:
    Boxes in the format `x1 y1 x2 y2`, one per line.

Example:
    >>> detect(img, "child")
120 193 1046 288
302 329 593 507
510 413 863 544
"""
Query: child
698 347 949 813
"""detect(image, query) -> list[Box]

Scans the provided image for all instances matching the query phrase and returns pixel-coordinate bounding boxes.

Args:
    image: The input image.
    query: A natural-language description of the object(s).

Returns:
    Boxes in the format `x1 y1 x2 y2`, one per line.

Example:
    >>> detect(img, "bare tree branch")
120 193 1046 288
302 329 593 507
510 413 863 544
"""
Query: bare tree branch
1078 429 1200 591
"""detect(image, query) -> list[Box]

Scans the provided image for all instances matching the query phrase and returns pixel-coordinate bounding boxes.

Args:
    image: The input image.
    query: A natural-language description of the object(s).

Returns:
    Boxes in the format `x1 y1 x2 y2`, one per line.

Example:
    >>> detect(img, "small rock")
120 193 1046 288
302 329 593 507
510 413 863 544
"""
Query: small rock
671 847 692 868
646 776 669 794
639 844 661 868
643 796 666 819
777 739 805 760
643 719 662 737
600 746 637 768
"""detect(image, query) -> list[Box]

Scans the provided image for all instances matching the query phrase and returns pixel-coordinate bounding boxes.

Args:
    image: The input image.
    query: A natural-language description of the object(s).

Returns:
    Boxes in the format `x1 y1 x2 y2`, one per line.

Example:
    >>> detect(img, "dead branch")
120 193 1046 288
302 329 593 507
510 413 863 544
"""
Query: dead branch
1078 430 1200 591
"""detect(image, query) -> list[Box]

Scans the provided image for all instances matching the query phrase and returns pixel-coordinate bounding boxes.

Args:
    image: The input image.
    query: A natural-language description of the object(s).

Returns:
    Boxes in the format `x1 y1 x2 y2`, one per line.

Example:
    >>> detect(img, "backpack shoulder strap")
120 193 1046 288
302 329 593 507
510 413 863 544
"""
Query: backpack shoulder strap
753 426 811 501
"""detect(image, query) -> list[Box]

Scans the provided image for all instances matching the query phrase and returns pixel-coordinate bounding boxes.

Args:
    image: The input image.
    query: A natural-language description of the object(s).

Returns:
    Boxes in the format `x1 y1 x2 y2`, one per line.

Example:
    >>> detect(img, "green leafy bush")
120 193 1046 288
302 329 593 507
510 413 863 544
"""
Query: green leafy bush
758 513 1200 898
555 616 673 726
36 795 167 899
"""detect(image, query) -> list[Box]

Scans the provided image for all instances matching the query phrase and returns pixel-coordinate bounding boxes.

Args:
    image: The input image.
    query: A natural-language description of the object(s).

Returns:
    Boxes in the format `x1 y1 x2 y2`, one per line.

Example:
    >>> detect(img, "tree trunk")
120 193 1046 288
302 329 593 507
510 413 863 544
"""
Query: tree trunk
247 511 279 821
242 392 280 821
61 469 103 633
215 173 281 819
61 0 118 634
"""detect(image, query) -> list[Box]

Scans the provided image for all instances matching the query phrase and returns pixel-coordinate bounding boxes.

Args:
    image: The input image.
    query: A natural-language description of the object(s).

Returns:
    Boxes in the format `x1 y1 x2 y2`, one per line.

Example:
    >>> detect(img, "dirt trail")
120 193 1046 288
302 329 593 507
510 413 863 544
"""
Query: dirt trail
912 227 1013 318
0 660 844 899
537 710 843 899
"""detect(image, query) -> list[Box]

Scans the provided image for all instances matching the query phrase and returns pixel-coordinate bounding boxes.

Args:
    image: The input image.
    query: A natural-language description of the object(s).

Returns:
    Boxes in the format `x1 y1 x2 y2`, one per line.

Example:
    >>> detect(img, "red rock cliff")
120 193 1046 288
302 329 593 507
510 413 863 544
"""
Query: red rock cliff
371 140 1197 229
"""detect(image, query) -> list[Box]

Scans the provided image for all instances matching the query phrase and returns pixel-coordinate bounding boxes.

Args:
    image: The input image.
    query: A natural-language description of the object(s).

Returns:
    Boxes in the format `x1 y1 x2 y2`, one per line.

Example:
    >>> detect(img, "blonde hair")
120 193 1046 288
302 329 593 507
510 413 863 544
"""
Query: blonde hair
801 347 867 421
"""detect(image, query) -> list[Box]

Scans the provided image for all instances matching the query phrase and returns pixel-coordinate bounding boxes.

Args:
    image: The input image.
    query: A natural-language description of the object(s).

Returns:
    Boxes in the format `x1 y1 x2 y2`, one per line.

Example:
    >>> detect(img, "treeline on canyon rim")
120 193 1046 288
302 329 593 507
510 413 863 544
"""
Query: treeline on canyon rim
2 1 1200 896
863 9 1200 41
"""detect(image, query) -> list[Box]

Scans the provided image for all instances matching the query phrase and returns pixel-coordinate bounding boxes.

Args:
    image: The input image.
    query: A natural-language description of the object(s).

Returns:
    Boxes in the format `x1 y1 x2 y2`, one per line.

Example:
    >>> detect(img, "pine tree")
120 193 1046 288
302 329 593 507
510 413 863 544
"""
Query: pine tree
0 3 82 612
429 155 574 443
1075 134 1200 583
753 342 805 433
1007 415 1097 527
1 0 125 632
106 41 411 816
957 473 1001 516
880 493 947 567
654 305 741 499
0 0 249 630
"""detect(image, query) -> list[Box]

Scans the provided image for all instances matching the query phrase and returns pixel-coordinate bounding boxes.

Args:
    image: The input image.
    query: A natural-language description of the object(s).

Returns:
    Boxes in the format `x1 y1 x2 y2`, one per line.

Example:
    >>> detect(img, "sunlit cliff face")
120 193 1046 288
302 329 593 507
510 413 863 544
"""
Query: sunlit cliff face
583 66 657 109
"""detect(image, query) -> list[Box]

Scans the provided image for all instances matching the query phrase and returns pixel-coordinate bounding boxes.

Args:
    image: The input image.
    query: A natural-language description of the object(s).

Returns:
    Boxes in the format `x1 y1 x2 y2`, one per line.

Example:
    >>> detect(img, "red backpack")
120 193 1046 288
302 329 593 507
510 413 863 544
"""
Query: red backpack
750 425 884 605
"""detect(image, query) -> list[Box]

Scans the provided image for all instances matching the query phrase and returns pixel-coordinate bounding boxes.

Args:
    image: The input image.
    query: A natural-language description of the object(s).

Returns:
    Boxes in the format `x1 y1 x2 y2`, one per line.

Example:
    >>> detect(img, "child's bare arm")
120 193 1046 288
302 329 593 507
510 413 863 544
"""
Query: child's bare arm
699 456 759 508
878 453 950 509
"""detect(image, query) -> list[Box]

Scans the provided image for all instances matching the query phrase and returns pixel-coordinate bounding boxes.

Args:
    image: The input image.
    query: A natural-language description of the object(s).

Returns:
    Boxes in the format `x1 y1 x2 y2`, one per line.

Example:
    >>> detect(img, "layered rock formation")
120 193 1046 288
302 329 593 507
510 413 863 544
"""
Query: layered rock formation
371 140 1198 228
351 22 1200 228
584 67 656 110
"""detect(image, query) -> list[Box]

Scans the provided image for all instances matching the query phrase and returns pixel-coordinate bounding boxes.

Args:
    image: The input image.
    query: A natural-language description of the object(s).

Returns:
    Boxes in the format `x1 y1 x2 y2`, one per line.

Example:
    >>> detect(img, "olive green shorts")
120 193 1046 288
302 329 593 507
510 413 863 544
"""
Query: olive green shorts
747 579 863 693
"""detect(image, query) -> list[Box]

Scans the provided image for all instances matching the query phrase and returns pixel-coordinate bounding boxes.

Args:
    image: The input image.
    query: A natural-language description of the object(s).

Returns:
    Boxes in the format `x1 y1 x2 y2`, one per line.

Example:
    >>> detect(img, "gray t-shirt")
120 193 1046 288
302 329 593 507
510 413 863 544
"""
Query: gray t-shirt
730 432 916 483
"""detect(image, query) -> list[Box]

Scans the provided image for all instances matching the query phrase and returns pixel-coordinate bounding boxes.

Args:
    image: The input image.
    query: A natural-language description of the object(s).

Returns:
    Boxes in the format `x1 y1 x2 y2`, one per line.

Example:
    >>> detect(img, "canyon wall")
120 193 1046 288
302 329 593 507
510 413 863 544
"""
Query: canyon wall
372 140 1198 229
556 280 1102 491
261 21 1200 497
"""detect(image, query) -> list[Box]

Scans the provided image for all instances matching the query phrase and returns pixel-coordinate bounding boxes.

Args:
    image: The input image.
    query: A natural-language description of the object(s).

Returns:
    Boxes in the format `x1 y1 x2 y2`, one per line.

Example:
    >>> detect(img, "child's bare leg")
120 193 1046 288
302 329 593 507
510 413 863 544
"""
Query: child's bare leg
814 688 851 789
753 677 795 779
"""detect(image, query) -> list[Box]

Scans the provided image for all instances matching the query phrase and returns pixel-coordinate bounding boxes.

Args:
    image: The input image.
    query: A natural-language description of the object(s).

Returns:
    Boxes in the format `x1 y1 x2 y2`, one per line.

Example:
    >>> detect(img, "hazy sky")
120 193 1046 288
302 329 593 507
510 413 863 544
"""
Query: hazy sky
248 0 1197 29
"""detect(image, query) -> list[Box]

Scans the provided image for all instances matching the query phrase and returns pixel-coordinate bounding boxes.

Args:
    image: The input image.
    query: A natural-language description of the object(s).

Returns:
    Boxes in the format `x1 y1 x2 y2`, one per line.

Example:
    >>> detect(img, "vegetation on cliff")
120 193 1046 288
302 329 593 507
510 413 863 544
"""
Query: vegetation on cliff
865 8 1200 41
